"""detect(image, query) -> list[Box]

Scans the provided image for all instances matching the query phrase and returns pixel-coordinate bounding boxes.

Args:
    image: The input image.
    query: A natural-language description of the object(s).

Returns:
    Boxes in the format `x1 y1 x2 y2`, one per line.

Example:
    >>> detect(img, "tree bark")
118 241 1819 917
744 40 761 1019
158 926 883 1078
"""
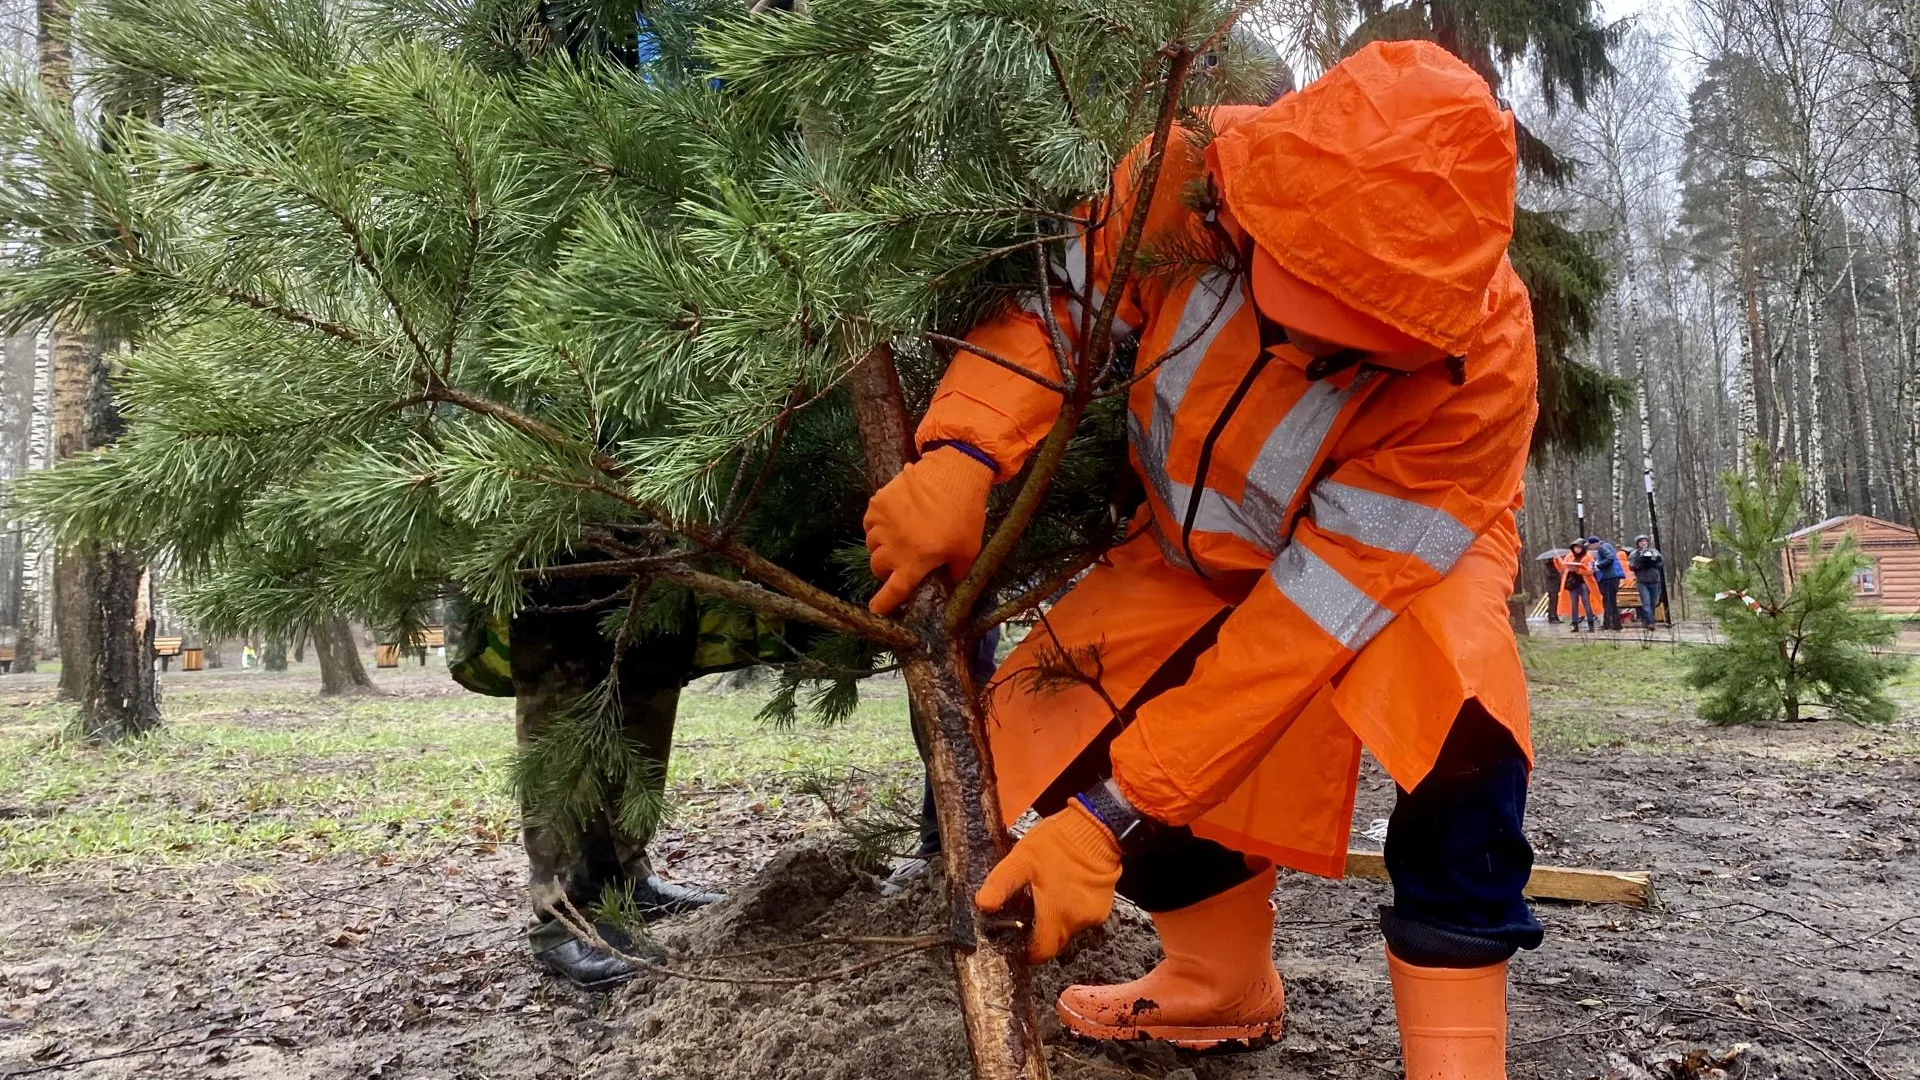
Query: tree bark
263 635 288 672
37 0 157 734
1796 216 1828 521
313 614 374 695
846 345 1047 1080
1735 219 1760 471
76 553 159 740
38 0 91 702
15 591 39 673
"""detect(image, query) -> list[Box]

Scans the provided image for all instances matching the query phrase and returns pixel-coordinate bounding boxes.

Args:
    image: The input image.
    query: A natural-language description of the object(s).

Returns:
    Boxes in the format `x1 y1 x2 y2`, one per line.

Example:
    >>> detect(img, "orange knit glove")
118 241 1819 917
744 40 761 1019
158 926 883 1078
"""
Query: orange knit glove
862 445 994 615
976 801 1122 963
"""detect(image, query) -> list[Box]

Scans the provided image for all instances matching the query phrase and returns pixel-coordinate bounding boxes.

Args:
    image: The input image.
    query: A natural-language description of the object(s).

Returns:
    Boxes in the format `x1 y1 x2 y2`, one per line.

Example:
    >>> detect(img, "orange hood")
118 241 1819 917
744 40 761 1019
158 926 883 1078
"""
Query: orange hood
1211 40 1518 356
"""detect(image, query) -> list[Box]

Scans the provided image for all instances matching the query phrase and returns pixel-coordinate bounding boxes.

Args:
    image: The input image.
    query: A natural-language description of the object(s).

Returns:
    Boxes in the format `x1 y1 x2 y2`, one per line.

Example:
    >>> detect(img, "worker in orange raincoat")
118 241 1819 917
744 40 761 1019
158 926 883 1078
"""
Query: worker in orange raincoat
1559 539 1599 631
864 42 1540 1079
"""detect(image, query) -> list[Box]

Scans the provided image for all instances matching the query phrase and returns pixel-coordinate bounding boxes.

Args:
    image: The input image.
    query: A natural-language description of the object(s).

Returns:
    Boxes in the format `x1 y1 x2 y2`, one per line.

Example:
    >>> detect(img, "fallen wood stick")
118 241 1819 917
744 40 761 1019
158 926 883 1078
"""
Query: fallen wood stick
1344 850 1654 908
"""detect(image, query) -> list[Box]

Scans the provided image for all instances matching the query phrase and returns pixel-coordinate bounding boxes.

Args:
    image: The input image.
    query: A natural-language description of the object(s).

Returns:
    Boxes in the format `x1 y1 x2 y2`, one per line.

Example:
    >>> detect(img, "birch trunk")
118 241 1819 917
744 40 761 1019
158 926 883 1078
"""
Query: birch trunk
1626 268 1656 541
1833 215 1875 514
1798 236 1828 521
1602 322 1625 534
1735 189 1762 470
16 331 51 672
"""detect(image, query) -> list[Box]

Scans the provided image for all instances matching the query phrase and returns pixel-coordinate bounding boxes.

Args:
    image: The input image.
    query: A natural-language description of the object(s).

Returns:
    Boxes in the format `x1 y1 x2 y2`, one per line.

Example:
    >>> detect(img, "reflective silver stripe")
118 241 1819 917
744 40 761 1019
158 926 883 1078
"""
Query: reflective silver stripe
1238 378 1356 542
1020 239 1138 338
1142 271 1240 467
1141 371 1370 559
1127 271 1242 564
1058 236 1137 336
1310 480 1475 574
1269 543 1394 650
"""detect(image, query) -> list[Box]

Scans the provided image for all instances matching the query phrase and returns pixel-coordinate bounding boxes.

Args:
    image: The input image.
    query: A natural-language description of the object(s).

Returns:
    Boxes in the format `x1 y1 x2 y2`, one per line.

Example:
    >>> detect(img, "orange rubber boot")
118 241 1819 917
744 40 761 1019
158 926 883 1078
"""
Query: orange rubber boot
1055 866 1284 1051
1387 949 1509 1079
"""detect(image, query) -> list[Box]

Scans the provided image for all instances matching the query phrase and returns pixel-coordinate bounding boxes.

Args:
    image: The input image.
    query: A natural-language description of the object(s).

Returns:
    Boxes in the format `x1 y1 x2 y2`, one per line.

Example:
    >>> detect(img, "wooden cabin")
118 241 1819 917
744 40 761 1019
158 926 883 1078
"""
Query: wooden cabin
1782 515 1920 616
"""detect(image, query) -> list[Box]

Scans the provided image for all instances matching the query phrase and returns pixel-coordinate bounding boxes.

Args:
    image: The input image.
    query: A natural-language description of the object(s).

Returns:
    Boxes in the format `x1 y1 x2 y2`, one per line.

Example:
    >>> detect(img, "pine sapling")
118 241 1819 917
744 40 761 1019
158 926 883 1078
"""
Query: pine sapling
1687 448 1905 725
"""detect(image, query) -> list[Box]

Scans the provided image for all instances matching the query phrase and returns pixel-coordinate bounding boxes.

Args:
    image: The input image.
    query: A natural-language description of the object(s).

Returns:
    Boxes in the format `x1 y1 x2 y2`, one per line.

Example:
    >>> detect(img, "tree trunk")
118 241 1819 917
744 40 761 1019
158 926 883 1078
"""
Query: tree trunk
203 641 223 669
313 614 374 695
263 635 288 672
1892 51 1920 531
847 345 1048 1080
39 0 91 702
1602 327 1625 534
1735 168 1762 470
17 330 51 673
38 0 156 733
1838 216 1877 515
1796 217 1828 522
15 591 39 674
76 553 159 740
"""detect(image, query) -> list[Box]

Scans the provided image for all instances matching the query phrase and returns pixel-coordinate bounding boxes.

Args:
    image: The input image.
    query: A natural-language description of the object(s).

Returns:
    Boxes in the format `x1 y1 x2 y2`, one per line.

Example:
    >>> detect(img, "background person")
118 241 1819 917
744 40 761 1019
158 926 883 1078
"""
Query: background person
1589 534 1624 630
1628 534 1664 628
1564 539 1597 631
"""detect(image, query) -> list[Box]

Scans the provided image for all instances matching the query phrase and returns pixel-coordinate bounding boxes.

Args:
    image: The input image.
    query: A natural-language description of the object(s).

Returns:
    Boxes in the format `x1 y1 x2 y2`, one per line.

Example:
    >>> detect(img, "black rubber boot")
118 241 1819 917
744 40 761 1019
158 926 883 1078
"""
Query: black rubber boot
632 874 724 920
533 921 659 991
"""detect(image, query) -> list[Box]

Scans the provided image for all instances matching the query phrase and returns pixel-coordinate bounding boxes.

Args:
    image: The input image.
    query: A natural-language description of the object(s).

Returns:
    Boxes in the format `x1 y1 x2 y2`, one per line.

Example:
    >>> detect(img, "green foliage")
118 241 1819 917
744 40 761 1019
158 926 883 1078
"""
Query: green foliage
0 0 1269 845
1686 449 1906 725
1510 206 1628 455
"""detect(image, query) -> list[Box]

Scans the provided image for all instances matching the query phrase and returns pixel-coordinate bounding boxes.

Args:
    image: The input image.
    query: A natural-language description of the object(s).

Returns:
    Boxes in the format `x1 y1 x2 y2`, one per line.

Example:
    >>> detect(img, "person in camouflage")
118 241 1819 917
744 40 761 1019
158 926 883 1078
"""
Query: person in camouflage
453 574 722 990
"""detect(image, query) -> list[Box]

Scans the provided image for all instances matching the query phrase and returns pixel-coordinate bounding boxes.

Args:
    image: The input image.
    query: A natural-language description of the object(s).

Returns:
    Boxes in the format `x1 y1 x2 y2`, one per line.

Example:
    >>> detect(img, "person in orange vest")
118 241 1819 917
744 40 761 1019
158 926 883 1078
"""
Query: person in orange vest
1561 538 1599 631
864 42 1540 1078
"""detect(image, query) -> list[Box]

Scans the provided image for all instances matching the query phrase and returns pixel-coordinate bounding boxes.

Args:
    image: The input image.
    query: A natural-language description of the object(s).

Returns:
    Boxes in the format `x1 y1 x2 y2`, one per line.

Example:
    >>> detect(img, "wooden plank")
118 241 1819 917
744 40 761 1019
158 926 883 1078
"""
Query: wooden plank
1344 850 1653 908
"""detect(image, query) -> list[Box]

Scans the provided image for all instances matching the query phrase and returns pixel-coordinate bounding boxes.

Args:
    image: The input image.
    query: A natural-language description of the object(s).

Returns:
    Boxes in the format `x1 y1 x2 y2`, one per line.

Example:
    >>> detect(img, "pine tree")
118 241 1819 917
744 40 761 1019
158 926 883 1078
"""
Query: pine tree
0 2 1275 1075
1687 448 1905 725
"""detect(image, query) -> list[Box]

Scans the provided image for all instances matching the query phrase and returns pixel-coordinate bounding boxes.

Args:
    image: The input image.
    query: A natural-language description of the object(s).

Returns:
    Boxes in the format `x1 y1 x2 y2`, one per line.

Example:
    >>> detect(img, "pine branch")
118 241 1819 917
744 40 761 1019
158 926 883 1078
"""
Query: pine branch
923 332 1067 395
946 42 1198 628
183 158 438 368
650 560 914 648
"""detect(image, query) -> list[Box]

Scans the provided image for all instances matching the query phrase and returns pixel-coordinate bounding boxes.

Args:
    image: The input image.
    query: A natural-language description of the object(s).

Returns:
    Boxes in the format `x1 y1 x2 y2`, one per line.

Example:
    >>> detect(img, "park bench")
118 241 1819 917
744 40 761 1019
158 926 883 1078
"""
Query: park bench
375 627 446 669
0 646 15 674
154 636 184 671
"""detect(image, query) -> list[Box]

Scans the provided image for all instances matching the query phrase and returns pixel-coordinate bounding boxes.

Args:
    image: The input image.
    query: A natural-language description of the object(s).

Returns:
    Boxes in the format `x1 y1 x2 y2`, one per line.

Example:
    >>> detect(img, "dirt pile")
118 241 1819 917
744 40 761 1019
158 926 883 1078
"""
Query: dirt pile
588 840 1169 1080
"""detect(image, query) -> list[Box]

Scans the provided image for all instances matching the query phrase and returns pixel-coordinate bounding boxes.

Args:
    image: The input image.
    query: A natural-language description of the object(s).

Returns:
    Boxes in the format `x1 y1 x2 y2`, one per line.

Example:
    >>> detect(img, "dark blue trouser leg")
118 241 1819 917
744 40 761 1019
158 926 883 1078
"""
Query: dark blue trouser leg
1379 702 1543 966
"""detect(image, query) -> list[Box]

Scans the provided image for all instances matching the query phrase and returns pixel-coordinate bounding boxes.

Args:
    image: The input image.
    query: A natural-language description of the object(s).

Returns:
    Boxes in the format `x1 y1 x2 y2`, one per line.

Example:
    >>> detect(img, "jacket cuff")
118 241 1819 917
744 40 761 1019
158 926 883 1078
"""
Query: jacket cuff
1108 722 1209 827
921 440 998 475
914 392 1040 483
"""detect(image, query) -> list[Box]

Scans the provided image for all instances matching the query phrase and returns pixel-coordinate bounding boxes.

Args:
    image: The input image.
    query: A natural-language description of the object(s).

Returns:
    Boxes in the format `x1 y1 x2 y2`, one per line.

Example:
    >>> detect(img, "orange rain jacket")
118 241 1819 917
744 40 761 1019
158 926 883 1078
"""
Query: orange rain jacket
923 42 1539 876
1551 549 1599 620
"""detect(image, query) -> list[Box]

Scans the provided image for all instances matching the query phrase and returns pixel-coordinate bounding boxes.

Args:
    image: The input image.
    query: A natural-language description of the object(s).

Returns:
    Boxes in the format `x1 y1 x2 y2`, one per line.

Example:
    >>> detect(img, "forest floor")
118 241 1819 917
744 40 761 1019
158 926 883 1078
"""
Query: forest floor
0 640 1915 1080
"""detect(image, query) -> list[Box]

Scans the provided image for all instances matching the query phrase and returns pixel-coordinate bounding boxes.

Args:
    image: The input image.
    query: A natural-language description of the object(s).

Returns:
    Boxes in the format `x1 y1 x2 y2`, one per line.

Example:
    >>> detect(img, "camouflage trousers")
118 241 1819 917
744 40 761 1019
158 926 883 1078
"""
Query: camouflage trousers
513 599 694 950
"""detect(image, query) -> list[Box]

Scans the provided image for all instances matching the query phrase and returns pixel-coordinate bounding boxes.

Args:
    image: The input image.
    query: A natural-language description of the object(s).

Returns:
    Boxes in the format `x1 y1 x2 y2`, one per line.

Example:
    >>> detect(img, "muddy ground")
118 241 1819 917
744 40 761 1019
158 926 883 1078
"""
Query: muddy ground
1 646 1916 1080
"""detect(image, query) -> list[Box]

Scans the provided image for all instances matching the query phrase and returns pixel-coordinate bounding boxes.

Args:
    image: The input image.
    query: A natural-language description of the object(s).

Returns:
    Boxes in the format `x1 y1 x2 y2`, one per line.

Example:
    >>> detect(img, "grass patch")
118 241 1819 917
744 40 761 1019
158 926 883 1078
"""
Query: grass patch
1522 639 1699 751
668 684 915 790
0 690 520 872
0 673 917 873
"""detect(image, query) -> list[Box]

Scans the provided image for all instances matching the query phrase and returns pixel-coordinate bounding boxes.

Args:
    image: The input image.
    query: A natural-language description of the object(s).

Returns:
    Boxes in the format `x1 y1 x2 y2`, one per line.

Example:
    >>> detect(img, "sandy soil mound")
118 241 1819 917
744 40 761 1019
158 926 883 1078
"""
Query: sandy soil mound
590 840 1172 1080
